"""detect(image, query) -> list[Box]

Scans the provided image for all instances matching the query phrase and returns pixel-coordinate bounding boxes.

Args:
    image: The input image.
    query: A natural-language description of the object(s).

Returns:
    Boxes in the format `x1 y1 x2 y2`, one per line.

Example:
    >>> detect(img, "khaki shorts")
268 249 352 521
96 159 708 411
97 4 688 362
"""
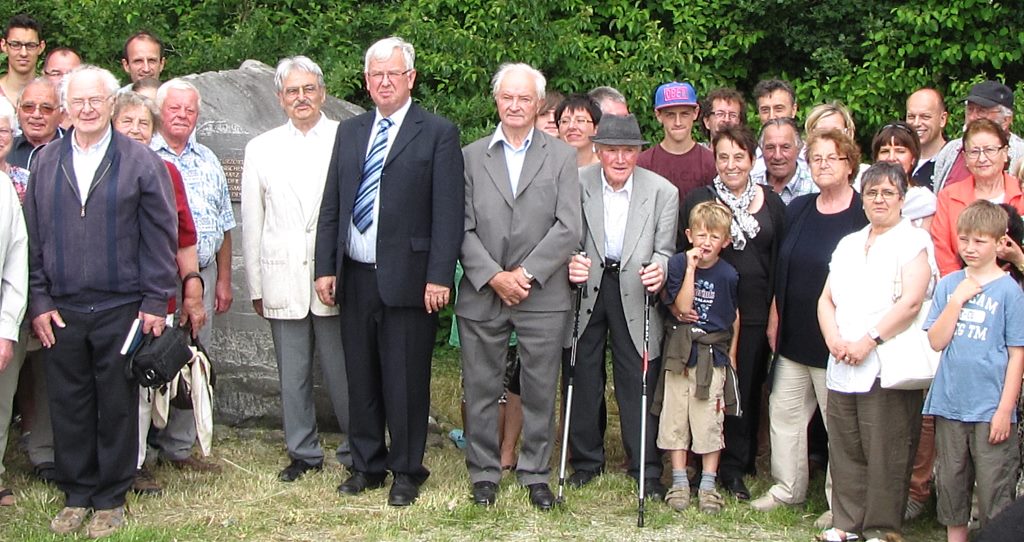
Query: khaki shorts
657 365 725 454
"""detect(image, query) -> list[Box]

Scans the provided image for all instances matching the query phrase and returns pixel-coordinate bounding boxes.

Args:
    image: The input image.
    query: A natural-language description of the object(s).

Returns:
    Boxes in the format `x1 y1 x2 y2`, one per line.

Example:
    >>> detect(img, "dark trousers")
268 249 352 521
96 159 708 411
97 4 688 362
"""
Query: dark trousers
721 322 771 477
340 259 435 481
46 302 139 509
562 271 661 480
828 380 923 539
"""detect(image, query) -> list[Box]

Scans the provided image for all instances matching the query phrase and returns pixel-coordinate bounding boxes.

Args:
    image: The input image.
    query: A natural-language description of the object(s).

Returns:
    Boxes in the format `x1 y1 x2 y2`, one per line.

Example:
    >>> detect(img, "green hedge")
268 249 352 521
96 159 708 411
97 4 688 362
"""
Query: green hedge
4 0 1022 149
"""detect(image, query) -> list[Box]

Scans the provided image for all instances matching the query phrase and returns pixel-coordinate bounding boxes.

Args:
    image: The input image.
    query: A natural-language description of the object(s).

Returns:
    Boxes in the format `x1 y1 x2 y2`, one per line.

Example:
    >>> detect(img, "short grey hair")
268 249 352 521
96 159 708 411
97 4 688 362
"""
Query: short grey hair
156 78 202 111
758 116 803 152
589 86 626 107
860 161 908 198
274 55 325 93
60 65 120 110
112 91 160 128
490 63 546 102
364 37 415 73
0 98 17 132
17 77 58 107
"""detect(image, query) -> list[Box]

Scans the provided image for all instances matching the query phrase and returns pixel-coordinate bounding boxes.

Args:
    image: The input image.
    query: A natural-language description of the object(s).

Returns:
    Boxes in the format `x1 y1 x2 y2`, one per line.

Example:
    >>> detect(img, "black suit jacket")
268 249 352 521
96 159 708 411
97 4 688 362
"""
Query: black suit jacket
315 102 464 308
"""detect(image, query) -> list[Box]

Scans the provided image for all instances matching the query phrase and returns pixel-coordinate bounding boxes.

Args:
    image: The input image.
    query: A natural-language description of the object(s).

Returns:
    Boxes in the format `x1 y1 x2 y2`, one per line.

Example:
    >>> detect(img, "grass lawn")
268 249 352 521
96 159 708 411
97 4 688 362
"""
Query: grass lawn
2 346 947 541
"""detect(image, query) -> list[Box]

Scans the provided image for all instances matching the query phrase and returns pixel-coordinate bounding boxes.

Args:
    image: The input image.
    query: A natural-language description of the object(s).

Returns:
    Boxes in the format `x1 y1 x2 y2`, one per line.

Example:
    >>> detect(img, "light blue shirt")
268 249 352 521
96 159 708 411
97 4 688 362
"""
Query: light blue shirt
923 271 1024 423
152 131 236 268
489 125 533 196
752 160 817 205
347 98 412 264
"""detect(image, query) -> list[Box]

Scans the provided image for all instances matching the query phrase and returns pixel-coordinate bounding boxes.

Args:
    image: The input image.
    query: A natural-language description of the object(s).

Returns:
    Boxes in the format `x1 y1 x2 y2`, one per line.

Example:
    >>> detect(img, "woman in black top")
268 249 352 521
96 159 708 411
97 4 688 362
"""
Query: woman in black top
679 125 786 499
749 130 868 525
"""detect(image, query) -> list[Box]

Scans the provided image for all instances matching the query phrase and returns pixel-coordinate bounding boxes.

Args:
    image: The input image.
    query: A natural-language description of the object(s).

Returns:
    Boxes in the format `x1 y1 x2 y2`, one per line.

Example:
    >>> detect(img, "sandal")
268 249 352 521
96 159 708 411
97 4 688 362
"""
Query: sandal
0 487 14 506
697 487 725 514
816 528 860 542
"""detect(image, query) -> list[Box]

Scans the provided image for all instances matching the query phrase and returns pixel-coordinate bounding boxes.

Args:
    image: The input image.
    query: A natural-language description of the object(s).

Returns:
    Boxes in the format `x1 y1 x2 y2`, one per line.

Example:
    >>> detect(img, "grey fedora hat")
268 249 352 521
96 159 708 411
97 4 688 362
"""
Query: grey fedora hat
590 114 648 146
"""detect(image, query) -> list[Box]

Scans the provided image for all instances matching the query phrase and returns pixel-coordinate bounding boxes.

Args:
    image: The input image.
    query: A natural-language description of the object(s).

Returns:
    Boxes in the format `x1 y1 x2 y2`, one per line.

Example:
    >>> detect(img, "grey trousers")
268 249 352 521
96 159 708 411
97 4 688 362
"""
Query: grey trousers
827 380 923 540
269 314 351 466
460 308 567 486
155 263 217 460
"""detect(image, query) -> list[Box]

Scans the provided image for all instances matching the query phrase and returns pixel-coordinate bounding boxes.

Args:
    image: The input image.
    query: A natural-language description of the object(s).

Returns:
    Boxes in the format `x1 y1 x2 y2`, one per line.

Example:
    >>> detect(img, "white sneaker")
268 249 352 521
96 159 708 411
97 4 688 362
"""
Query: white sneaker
814 509 833 529
750 492 788 512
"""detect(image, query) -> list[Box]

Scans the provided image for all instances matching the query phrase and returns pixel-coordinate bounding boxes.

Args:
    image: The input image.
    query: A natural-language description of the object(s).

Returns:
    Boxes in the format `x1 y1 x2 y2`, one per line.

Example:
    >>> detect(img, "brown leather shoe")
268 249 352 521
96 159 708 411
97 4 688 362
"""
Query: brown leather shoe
132 468 163 495
50 506 88 534
85 506 124 539
161 455 223 473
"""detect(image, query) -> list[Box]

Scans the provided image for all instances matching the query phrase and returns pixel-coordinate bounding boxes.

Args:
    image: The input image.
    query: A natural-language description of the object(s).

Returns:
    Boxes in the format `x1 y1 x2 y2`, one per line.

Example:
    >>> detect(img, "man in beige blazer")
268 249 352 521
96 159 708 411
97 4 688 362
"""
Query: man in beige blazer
457 63 581 510
563 114 678 499
242 56 349 482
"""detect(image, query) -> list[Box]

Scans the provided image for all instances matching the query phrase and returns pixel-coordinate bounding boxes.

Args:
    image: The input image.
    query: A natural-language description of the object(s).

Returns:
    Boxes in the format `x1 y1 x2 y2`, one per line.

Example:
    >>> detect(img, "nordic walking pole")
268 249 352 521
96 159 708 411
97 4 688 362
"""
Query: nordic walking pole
556 251 586 505
638 263 654 527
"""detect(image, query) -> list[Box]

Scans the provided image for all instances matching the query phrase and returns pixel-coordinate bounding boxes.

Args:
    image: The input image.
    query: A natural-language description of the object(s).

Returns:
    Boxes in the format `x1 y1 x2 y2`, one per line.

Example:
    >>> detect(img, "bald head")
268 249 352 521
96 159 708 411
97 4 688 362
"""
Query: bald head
906 88 948 155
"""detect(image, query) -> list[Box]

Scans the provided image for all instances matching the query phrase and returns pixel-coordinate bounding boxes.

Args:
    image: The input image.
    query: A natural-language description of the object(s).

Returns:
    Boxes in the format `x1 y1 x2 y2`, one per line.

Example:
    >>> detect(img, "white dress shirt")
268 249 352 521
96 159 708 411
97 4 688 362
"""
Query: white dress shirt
347 98 413 264
71 127 112 205
601 170 633 262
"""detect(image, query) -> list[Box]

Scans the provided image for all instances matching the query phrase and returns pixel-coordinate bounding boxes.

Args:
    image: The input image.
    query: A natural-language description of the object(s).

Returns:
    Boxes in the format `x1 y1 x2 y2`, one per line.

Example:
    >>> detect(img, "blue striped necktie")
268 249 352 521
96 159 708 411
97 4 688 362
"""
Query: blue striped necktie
353 117 393 233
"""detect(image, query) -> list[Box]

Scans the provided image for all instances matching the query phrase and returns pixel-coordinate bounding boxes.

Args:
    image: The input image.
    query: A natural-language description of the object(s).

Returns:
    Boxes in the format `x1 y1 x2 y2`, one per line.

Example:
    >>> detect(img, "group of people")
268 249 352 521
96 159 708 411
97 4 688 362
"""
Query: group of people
0 14 1019 542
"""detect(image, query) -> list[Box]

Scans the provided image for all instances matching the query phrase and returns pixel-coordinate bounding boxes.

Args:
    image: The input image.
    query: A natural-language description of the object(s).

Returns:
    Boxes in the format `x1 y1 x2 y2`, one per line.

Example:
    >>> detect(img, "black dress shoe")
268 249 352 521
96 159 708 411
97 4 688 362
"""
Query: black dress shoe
528 483 555 511
567 469 599 488
720 474 751 500
337 471 387 495
472 481 498 506
388 474 420 506
643 478 667 501
34 462 58 486
279 459 322 482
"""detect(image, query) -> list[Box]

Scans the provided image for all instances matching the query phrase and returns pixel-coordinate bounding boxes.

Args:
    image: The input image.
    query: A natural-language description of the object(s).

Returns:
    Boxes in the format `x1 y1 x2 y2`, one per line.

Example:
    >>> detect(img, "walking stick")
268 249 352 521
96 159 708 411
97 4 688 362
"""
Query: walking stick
638 269 654 528
556 252 586 505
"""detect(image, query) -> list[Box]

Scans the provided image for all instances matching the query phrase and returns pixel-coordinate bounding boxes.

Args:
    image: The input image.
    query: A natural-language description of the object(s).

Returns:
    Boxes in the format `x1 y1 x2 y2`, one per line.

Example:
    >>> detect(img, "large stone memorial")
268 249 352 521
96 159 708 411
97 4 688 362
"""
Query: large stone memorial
183 60 363 427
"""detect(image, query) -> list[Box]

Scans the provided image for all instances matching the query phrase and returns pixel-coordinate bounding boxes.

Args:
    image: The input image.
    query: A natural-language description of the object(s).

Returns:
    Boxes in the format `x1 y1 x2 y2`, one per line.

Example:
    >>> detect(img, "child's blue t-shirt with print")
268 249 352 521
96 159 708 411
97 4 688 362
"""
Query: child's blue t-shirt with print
923 270 1024 423
665 253 739 367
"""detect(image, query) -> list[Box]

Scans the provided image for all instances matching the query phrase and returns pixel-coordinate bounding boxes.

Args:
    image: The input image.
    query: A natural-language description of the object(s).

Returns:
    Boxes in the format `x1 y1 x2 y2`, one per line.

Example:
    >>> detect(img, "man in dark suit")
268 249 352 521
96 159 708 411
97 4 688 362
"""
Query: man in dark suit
314 36 464 507
457 63 581 510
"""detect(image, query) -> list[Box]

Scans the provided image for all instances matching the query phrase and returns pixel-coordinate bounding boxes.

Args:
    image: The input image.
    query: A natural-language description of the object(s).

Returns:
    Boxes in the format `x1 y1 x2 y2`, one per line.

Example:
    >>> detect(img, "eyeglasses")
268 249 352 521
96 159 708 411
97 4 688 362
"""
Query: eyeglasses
19 102 58 115
810 155 849 168
880 122 915 136
366 69 411 82
863 188 900 201
283 84 320 99
558 117 594 127
5 40 40 52
964 145 1006 161
68 96 110 111
712 110 739 120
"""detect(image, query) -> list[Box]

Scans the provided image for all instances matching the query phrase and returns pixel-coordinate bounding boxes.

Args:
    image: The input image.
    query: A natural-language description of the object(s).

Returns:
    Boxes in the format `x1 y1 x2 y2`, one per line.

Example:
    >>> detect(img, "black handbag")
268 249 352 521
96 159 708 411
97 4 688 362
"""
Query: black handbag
124 326 195 388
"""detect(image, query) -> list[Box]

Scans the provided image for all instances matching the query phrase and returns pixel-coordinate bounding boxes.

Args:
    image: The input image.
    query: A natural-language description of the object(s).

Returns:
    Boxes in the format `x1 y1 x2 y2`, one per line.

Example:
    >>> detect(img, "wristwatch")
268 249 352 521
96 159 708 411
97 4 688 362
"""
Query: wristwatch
521 266 534 281
868 327 884 345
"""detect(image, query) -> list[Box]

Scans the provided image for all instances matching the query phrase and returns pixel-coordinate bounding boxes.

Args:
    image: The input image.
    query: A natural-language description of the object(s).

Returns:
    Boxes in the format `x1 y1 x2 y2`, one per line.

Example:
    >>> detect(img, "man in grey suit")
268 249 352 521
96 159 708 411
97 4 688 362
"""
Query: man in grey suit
563 114 677 498
457 63 581 510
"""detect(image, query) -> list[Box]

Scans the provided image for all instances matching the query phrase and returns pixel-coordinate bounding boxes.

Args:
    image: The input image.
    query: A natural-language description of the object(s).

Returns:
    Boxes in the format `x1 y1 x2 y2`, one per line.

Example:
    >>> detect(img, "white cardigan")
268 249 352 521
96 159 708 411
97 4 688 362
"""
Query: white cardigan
0 170 27 340
241 115 340 320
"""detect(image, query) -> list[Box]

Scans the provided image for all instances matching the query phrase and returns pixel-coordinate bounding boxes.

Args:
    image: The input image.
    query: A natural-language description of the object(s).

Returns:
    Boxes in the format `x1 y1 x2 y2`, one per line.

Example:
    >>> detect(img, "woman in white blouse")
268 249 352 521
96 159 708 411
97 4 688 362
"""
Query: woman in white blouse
816 162 937 542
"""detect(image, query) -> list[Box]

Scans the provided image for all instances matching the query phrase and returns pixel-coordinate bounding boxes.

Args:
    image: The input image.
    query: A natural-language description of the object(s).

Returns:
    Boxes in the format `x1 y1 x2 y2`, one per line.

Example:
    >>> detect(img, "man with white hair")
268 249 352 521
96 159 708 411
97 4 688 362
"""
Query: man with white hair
314 37 463 507
932 80 1024 193
243 56 351 482
458 62 580 509
589 85 629 116
25 65 177 537
150 77 234 472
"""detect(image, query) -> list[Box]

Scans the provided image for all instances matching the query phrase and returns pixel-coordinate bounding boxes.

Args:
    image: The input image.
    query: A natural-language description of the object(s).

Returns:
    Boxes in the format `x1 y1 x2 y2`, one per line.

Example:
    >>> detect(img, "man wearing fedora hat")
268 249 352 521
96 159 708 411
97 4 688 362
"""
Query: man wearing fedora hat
932 80 1024 193
563 114 678 499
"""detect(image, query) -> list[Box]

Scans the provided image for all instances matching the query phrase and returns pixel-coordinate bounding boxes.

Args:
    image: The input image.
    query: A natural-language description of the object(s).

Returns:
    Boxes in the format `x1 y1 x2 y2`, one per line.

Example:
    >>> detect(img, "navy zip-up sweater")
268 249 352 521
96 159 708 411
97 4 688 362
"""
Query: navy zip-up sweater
24 127 178 319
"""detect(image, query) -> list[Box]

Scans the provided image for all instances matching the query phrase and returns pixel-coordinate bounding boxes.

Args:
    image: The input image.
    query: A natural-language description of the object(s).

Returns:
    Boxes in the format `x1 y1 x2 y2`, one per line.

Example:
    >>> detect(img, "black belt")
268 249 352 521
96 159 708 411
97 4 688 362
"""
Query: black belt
603 258 620 275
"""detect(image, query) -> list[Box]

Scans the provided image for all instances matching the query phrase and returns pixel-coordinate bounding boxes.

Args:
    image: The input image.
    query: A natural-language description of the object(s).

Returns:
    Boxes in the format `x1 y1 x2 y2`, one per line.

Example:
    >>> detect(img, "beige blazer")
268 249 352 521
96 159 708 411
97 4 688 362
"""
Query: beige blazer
566 164 678 358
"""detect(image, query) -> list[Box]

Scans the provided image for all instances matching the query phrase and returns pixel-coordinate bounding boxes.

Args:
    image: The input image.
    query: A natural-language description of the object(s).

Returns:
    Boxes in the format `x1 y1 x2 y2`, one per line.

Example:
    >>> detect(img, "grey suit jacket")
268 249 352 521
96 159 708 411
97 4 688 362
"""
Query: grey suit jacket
457 129 582 321
565 164 678 358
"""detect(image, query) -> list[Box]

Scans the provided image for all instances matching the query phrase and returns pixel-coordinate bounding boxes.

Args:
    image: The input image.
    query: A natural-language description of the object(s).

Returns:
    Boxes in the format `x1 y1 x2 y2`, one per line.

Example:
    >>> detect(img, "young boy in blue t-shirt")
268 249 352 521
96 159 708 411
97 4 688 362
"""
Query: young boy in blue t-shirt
658 201 739 515
923 200 1024 541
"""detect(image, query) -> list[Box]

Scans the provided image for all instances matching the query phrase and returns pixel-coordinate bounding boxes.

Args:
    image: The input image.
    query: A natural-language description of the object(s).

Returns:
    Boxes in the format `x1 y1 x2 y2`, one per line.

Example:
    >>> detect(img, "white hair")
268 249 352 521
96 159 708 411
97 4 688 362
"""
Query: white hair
274 55 325 93
364 37 415 73
156 78 202 111
60 65 120 110
490 63 546 102
0 98 16 132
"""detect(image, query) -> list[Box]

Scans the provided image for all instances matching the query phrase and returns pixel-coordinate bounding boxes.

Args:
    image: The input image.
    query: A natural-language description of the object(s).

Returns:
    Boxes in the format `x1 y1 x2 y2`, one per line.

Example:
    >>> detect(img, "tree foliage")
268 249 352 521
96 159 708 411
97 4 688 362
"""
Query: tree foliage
2 0 1022 148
